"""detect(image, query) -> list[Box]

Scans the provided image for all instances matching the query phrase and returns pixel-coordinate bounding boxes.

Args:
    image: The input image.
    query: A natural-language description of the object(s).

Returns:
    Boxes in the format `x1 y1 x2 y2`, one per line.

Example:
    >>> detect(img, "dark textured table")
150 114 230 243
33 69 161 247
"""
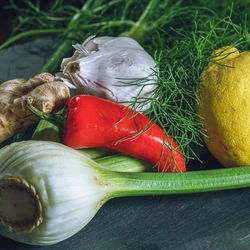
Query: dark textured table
0 38 250 250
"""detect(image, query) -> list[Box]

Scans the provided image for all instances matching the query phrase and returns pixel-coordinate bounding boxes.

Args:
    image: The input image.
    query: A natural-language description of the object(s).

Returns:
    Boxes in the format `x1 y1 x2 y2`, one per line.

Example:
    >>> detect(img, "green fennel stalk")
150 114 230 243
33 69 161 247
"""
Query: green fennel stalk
109 167 250 197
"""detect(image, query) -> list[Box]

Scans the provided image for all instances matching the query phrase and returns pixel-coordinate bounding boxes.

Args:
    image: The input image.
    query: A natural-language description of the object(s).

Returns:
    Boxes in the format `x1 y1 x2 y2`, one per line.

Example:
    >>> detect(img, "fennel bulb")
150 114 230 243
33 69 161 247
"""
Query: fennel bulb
0 141 250 246
56 36 157 111
0 141 111 245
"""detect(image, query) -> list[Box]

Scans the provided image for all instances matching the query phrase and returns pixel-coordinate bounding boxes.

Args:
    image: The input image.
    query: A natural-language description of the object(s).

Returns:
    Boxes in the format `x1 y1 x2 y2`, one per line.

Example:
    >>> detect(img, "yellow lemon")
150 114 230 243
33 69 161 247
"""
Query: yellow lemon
196 46 250 167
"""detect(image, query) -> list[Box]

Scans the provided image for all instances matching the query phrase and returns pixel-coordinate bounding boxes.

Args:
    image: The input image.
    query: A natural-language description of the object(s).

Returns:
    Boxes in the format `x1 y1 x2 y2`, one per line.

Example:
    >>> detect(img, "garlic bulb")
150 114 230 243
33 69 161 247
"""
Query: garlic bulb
56 36 158 111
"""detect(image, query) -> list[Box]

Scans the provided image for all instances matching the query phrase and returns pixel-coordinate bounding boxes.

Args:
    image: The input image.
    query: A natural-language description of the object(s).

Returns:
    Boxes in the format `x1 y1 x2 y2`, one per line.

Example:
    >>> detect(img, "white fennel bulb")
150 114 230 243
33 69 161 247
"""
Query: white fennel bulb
0 141 112 246
56 36 158 111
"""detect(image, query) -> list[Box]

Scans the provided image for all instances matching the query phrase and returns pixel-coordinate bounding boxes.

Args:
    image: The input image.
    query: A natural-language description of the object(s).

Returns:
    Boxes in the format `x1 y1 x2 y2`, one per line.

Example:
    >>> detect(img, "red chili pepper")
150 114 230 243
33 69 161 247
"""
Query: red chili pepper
62 95 186 172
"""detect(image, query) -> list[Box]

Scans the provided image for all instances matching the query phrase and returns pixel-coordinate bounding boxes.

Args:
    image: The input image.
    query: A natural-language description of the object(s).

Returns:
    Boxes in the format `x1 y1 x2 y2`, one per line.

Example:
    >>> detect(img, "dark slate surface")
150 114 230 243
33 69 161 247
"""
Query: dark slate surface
0 38 250 250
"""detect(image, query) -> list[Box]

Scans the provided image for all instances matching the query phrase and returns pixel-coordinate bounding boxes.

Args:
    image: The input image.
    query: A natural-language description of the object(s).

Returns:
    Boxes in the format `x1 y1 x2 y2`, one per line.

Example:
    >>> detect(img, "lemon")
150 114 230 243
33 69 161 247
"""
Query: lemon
196 46 250 167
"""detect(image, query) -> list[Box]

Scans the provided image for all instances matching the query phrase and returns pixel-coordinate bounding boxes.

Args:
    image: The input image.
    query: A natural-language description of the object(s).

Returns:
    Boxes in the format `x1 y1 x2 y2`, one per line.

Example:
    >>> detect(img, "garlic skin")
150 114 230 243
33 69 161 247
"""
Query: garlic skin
56 36 157 111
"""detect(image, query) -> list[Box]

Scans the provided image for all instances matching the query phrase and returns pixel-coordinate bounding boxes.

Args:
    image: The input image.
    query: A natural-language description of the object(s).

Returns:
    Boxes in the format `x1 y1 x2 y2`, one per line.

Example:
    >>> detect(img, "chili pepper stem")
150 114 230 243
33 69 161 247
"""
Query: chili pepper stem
105 166 250 198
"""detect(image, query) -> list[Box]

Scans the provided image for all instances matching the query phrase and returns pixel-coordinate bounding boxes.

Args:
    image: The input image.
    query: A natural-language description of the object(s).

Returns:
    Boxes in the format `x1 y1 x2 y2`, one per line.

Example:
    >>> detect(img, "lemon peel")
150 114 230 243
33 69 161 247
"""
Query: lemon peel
196 46 250 167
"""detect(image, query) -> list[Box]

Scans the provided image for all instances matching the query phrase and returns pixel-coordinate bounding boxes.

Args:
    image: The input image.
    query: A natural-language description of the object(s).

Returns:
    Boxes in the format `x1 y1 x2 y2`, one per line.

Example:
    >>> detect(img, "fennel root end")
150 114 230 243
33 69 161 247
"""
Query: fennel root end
0 177 43 232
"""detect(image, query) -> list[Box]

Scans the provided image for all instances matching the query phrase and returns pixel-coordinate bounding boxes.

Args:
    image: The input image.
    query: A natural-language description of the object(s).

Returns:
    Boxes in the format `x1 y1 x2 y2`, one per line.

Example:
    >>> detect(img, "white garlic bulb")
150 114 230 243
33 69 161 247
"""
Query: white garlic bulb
56 36 157 111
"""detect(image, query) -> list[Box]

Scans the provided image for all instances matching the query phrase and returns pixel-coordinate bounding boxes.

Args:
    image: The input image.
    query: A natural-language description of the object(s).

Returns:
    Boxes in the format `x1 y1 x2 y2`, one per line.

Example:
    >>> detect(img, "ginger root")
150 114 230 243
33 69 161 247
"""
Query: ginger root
0 73 70 143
